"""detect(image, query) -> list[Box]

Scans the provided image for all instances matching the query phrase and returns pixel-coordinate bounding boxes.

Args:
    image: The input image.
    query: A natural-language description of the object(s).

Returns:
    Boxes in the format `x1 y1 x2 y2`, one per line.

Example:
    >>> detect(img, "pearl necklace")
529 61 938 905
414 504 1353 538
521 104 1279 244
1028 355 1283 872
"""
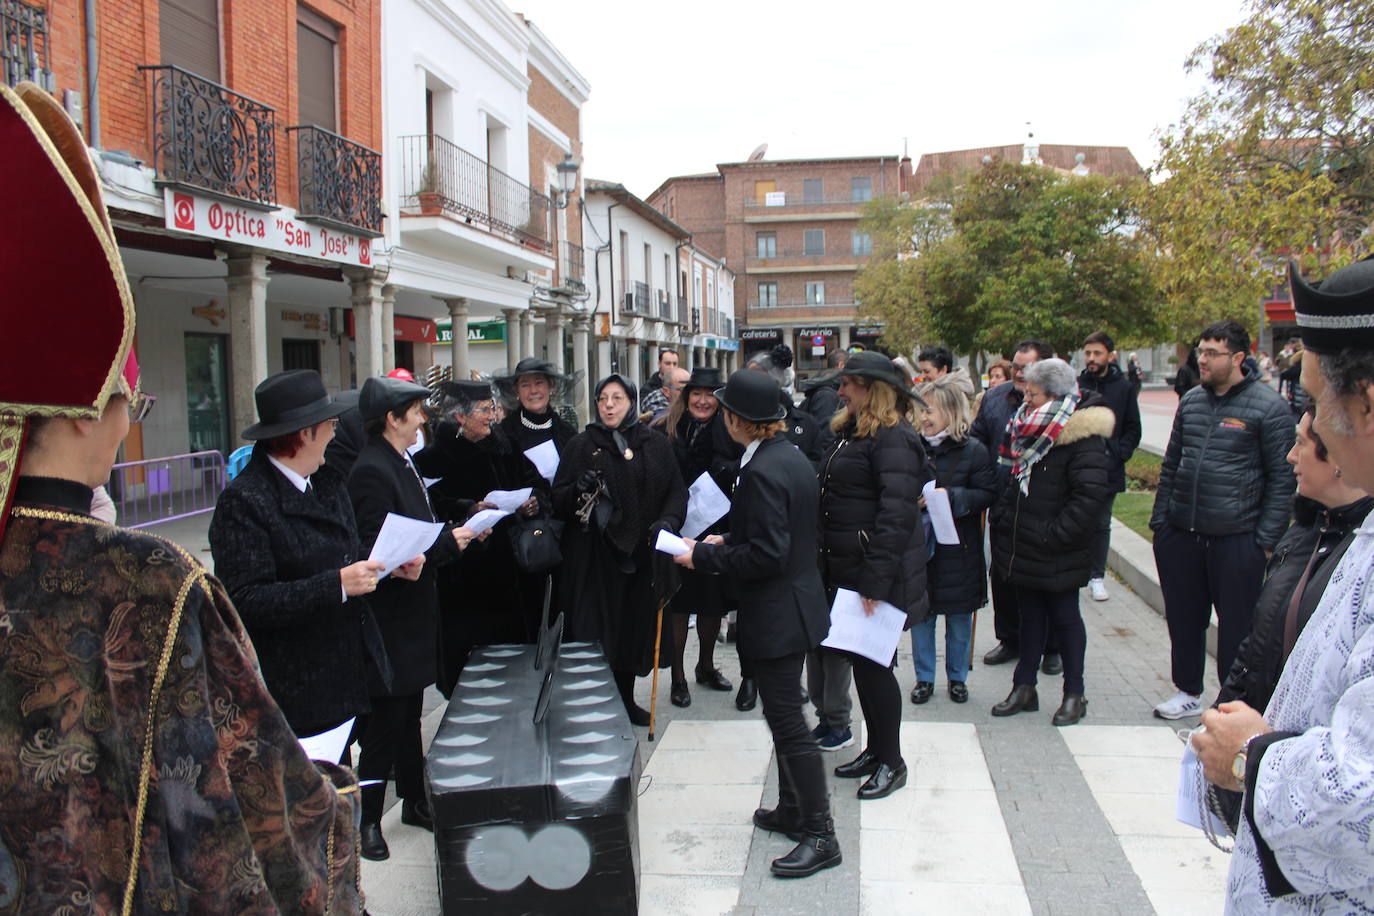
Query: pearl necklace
520 411 553 431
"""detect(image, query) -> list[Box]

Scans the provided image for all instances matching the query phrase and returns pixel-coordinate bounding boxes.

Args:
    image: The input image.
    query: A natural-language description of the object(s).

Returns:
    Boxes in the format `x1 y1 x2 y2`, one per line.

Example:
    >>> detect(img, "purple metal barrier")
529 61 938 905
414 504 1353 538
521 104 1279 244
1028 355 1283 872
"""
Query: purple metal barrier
108 450 227 528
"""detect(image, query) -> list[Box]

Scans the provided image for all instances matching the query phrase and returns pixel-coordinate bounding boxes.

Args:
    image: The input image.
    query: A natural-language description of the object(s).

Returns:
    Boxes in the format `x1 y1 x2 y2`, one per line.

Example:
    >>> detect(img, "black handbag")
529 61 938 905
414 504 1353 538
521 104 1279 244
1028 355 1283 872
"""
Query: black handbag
509 516 564 574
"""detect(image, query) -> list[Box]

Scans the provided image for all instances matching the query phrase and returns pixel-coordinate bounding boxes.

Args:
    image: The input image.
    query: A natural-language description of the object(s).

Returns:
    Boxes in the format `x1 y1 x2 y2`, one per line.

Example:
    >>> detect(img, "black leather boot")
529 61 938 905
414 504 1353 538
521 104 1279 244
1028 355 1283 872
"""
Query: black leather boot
770 754 842 878
857 761 908 800
360 822 389 861
754 756 803 841
1052 693 1089 726
735 678 758 711
401 797 434 832
991 684 1039 717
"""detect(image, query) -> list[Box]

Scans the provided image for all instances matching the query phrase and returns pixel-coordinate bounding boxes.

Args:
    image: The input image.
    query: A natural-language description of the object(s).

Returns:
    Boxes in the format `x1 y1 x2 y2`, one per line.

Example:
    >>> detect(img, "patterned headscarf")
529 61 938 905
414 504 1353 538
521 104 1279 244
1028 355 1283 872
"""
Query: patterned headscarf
998 392 1080 495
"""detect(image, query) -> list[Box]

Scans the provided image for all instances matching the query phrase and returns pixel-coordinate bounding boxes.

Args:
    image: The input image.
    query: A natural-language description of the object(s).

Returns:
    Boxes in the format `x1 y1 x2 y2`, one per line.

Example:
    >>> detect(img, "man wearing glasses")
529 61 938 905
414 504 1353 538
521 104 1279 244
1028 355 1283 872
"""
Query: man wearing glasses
1150 320 1296 720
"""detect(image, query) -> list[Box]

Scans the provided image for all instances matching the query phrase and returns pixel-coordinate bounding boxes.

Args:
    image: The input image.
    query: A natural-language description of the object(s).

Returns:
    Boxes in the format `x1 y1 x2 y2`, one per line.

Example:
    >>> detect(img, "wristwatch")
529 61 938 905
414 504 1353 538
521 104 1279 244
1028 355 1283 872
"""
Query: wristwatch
1231 737 1253 789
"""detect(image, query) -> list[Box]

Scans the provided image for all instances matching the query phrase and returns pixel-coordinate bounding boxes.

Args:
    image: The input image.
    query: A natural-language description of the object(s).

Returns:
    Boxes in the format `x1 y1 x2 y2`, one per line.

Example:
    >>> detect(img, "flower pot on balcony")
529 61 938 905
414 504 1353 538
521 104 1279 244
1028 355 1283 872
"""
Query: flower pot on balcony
416 190 443 216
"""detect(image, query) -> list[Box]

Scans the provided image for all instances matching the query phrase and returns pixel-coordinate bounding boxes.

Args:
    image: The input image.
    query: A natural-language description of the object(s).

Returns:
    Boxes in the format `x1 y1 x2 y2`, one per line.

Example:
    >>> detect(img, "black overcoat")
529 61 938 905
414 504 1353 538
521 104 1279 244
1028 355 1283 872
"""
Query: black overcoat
693 435 830 660
1076 363 1143 493
818 419 931 626
208 448 371 736
924 435 999 615
348 435 461 696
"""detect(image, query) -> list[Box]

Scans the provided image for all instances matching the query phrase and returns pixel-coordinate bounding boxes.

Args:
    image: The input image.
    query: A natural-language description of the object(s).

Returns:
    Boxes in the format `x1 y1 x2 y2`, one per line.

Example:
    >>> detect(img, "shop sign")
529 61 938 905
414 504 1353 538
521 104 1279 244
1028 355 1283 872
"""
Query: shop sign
436 319 507 344
798 326 838 338
394 316 438 343
740 328 782 341
281 309 327 333
855 324 885 337
164 189 373 268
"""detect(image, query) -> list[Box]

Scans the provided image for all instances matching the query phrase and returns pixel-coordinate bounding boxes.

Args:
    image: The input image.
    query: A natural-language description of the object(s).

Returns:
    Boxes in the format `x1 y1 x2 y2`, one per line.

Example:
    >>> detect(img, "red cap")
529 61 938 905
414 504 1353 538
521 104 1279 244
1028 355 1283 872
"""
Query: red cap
386 368 416 382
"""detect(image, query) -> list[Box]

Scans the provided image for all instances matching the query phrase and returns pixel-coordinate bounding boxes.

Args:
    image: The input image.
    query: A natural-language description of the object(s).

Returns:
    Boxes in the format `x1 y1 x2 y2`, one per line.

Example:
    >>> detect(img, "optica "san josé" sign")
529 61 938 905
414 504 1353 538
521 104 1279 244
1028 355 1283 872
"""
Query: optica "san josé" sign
164 189 373 268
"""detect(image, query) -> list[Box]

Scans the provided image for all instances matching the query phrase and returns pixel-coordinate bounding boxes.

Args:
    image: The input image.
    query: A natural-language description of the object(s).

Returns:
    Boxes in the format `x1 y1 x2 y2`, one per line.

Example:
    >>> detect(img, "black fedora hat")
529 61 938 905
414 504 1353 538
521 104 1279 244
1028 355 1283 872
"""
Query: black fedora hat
359 375 431 423
713 371 786 423
682 366 723 392
840 351 922 401
241 370 349 440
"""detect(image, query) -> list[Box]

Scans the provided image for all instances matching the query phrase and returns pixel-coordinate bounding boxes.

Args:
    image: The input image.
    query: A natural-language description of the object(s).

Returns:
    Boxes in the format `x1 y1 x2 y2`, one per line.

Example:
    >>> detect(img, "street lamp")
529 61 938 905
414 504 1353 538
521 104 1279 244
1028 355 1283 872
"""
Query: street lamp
554 153 579 209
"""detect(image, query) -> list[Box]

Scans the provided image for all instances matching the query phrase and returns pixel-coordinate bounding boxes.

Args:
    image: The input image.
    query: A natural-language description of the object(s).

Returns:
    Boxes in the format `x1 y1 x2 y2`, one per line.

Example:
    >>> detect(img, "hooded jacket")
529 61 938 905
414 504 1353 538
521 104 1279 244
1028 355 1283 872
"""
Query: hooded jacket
1149 366 1296 549
989 395 1115 592
1076 362 1142 492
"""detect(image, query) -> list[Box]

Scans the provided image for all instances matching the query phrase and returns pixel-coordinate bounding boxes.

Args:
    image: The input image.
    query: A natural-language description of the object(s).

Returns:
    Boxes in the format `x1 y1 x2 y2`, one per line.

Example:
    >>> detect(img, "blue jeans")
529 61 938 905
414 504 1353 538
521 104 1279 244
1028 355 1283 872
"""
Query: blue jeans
911 613 974 683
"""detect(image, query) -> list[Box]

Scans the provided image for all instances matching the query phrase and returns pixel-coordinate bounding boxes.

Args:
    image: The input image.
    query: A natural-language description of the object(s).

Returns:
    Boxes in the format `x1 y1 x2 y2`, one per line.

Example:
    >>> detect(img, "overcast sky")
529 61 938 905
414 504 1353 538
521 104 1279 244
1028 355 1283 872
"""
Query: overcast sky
514 0 1251 198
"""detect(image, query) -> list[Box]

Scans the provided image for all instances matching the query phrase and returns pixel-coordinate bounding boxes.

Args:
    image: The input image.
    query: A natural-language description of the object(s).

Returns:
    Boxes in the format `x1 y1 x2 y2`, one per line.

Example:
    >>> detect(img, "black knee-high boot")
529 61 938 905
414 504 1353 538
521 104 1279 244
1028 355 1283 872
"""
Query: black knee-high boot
754 755 803 840
770 753 842 878
613 669 650 726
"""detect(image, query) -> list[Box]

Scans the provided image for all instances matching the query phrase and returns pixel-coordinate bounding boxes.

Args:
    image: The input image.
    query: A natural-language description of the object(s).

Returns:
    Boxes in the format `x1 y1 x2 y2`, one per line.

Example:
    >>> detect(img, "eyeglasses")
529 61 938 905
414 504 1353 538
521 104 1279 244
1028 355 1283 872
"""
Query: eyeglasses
596 395 629 406
472 404 497 415
1194 348 1235 361
128 393 156 424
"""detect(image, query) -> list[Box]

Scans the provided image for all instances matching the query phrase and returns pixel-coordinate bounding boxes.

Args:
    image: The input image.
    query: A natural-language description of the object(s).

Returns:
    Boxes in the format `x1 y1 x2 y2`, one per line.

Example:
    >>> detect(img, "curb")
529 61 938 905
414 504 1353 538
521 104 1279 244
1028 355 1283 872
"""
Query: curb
1107 517 1217 659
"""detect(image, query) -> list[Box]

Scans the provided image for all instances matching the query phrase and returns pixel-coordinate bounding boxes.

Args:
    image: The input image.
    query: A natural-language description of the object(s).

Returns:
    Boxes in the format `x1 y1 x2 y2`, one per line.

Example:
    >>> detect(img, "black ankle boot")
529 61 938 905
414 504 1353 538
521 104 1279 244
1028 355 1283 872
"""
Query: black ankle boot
1052 693 1088 726
770 754 842 878
991 684 1039 717
857 762 907 800
756 754 803 840
833 748 879 779
401 797 434 832
360 822 389 861
735 678 757 711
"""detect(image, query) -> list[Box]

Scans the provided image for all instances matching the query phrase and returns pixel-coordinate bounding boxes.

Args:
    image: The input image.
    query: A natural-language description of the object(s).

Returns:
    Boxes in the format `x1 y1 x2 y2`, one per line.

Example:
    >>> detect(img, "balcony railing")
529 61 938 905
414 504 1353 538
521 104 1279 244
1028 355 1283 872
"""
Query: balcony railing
561 240 585 290
691 306 701 332
632 281 650 313
744 192 875 208
398 133 551 253
141 65 277 208
286 124 383 236
749 298 856 309
657 289 677 322
2 0 48 89
677 296 689 327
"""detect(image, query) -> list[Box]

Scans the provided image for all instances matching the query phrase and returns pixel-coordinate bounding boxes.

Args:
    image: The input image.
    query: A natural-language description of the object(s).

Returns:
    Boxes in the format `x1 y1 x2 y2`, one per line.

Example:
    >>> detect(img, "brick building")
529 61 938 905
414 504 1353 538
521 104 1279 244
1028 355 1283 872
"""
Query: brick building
649 155 912 378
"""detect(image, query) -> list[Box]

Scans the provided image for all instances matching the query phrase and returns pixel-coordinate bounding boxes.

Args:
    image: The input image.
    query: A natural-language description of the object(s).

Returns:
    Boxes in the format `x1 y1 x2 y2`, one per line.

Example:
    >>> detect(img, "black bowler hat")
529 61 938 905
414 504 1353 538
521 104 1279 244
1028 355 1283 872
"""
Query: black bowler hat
1290 255 1374 355
682 366 723 392
713 371 786 423
241 370 349 440
840 351 923 402
359 375 431 423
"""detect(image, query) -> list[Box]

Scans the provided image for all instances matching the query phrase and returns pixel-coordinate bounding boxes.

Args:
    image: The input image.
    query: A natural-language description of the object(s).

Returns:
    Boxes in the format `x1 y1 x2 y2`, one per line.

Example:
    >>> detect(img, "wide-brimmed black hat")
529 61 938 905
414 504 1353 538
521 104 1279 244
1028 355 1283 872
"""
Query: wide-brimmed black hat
241 369 349 440
840 351 922 401
359 375 431 423
682 367 723 392
713 371 786 423
1290 256 1374 355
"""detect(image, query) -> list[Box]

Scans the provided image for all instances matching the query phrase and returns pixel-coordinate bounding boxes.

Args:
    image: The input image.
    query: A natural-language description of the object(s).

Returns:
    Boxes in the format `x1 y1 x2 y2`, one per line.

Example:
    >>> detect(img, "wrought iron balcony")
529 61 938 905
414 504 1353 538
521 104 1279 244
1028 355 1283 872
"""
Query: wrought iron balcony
657 289 676 322
633 281 650 313
141 65 276 208
398 133 551 252
677 296 689 327
287 124 382 236
2 0 49 89
560 239 585 291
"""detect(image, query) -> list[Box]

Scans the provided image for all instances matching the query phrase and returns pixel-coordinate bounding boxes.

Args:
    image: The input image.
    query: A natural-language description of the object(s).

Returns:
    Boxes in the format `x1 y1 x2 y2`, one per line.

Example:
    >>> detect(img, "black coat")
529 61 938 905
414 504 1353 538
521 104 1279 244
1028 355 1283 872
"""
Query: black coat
969 380 1022 483
208 449 371 736
781 396 830 466
498 406 577 457
989 399 1115 592
800 373 841 426
1150 367 1297 549
924 436 999 615
348 435 461 696
322 392 364 477
818 419 931 626
694 435 830 660
1076 363 1143 493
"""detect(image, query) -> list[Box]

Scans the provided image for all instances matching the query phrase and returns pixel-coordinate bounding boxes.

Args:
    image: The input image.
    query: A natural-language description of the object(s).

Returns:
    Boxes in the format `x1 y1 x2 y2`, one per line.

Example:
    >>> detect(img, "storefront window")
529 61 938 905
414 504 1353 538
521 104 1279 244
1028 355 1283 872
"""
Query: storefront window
184 332 230 455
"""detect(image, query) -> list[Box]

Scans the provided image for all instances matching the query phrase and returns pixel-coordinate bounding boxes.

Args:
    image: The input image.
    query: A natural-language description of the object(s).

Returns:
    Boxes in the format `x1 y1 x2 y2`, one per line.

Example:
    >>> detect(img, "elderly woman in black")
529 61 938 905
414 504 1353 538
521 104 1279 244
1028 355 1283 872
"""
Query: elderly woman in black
989 358 1112 726
209 370 388 742
552 374 687 725
820 351 930 799
674 371 838 878
652 366 742 708
496 356 578 459
348 375 478 860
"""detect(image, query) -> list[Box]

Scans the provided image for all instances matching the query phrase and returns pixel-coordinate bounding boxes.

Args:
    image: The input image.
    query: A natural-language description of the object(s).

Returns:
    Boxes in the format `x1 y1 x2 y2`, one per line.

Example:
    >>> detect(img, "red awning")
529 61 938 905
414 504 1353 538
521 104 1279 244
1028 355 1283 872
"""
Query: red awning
1265 300 1296 323
344 313 440 343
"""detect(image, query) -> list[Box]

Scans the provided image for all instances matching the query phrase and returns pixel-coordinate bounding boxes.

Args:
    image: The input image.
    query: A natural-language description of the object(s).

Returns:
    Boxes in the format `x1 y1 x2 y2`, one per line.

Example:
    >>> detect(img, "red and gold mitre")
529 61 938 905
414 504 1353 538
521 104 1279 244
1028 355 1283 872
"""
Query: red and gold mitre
0 81 137 532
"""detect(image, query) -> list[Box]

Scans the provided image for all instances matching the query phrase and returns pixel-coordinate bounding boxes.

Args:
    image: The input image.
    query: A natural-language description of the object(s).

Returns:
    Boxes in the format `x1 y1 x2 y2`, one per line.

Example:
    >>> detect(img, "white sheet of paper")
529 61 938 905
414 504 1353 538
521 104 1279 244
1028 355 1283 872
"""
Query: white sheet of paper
1176 742 1231 834
524 440 561 483
367 512 444 578
299 717 355 764
922 480 961 546
483 487 533 513
654 529 690 557
681 472 731 540
464 507 512 535
820 587 906 666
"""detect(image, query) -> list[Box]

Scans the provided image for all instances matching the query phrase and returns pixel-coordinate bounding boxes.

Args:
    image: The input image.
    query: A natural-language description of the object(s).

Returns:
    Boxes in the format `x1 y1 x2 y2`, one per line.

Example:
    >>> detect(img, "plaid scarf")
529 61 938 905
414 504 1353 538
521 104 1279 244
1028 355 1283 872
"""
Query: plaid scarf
999 392 1080 495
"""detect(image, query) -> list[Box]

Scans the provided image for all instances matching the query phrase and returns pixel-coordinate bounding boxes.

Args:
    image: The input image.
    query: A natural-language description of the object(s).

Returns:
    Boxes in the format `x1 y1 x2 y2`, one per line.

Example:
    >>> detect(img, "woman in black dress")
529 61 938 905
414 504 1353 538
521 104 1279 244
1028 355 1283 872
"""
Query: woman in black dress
652 366 742 708
495 357 578 457
819 351 930 800
552 374 687 725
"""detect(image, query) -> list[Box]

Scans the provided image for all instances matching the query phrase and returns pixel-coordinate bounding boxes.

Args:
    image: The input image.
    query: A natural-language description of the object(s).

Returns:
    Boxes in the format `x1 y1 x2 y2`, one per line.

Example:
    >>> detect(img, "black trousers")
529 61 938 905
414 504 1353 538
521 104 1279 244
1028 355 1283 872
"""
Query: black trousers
1012 587 1087 695
753 650 818 759
1089 493 1117 580
835 649 903 768
357 691 425 823
990 568 1058 654
1153 525 1266 696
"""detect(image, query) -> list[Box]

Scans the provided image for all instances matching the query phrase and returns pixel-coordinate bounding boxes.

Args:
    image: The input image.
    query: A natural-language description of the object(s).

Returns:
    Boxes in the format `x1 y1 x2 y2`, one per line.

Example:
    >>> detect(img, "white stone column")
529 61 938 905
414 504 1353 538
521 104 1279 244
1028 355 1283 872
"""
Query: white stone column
502 308 522 369
442 298 470 379
223 249 270 445
520 309 535 359
381 284 397 373
627 338 642 388
544 309 565 368
346 268 386 382
571 315 592 426
839 325 852 351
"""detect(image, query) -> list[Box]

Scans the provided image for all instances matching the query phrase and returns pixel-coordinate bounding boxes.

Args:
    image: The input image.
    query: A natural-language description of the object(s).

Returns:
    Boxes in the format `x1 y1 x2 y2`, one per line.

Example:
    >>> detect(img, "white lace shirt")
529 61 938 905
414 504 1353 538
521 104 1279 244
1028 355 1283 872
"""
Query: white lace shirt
1227 523 1374 913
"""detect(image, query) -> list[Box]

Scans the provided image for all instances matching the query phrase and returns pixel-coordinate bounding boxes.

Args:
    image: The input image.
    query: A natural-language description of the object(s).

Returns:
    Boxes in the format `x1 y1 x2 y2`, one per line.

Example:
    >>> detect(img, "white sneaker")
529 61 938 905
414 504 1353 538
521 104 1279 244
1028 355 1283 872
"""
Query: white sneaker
1153 691 1202 720
1089 578 1109 601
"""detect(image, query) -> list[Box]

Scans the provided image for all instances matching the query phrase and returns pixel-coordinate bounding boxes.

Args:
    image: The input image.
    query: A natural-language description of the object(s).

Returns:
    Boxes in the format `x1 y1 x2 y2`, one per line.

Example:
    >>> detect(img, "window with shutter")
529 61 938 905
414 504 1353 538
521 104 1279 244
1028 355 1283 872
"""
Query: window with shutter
160 0 220 80
297 10 338 131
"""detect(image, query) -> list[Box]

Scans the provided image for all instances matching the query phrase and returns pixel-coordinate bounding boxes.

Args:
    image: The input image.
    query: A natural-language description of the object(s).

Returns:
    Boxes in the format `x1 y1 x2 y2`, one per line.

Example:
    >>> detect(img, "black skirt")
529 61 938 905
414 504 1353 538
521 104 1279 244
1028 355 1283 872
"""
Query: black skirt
669 567 734 618
558 526 670 676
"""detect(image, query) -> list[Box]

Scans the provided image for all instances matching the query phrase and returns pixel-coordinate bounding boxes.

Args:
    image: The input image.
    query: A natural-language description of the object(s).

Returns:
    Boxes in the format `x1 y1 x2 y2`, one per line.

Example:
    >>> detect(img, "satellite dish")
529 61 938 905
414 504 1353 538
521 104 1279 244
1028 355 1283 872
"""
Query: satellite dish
747 143 768 162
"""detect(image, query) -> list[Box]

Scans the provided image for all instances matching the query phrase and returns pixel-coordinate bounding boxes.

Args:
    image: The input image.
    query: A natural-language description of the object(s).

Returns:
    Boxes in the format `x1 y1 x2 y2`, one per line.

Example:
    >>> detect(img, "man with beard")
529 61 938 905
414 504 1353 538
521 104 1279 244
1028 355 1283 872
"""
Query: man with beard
1150 320 1295 720
1076 331 1142 601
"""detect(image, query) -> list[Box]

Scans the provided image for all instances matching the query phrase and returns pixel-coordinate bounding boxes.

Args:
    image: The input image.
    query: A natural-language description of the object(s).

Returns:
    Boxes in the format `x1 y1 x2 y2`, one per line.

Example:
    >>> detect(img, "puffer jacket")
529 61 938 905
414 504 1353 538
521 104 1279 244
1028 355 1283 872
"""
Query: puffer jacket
989 395 1115 592
1149 366 1296 549
969 380 1022 457
818 419 931 626
1076 363 1142 492
924 435 999 614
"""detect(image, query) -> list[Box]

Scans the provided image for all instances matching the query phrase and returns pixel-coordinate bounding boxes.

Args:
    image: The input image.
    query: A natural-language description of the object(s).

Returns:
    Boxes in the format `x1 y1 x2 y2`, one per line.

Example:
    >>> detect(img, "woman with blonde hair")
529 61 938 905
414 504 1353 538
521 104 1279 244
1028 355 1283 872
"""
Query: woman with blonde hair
818 351 930 799
909 377 999 704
